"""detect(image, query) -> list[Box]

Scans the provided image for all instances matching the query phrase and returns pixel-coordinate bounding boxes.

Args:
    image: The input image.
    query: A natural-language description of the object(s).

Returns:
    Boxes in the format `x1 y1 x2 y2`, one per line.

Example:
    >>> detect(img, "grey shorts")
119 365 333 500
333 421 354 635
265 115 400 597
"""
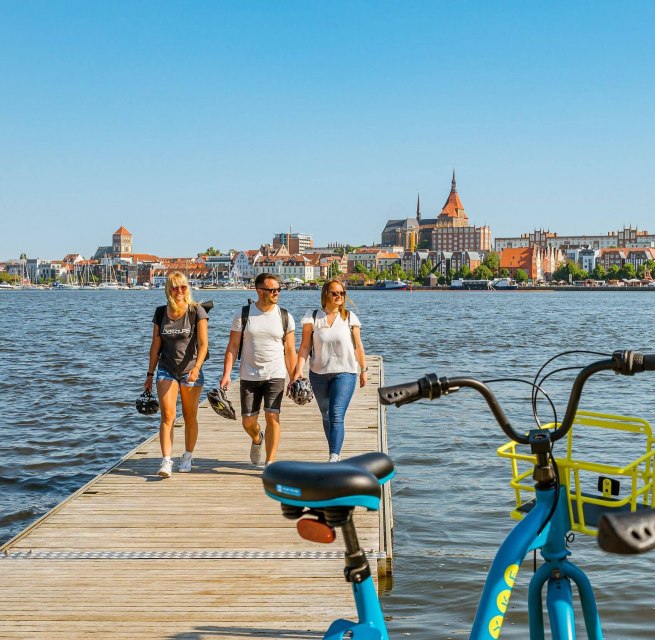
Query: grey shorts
240 378 286 416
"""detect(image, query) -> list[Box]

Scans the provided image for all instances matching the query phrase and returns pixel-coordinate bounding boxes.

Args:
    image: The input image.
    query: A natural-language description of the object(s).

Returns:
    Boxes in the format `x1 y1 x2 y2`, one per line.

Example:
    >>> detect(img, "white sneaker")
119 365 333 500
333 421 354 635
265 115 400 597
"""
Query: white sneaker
179 452 193 473
158 458 173 478
250 431 264 466
328 453 341 463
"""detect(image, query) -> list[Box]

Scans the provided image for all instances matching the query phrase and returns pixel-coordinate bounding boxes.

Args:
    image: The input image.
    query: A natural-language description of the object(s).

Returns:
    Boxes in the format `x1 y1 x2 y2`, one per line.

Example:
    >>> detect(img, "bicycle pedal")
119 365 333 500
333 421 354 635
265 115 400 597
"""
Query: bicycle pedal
297 517 336 543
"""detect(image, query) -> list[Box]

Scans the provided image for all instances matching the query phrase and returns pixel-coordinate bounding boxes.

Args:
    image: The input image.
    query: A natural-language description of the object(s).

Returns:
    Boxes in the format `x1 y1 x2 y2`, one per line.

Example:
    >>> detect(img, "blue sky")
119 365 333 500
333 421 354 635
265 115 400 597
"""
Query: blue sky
1 1 654 260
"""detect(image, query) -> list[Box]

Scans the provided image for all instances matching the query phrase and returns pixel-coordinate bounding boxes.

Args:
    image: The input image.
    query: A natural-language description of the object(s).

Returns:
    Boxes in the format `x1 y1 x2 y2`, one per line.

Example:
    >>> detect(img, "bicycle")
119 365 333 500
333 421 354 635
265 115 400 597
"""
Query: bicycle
262 350 655 639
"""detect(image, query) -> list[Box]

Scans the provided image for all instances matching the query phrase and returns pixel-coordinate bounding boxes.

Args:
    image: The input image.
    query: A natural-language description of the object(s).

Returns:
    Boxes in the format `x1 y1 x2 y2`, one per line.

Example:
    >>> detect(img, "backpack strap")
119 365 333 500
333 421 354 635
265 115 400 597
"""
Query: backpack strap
154 305 167 335
309 309 319 358
280 307 290 338
238 303 290 360
347 309 356 350
237 304 251 360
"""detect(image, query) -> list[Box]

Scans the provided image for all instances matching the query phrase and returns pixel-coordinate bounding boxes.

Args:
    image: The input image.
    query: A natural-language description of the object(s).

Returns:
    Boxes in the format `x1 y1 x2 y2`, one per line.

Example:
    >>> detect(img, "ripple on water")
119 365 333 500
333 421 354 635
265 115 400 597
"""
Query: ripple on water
4 290 655 637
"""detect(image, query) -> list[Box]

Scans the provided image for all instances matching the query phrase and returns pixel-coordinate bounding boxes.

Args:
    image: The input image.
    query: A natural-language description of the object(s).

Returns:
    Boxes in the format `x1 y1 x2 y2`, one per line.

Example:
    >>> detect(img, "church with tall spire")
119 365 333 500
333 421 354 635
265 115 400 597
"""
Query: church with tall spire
381 172 491 253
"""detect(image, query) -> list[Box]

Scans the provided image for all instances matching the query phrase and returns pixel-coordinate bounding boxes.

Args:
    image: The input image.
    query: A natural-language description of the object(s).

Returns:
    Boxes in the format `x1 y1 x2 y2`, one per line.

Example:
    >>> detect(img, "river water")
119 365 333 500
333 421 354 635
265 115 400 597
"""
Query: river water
2 289 655 637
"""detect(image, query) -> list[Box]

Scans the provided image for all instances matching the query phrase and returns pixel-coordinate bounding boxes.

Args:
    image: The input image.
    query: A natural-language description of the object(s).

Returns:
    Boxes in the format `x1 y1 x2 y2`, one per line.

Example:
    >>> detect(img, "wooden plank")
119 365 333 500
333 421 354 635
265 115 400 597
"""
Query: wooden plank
0 356 391 638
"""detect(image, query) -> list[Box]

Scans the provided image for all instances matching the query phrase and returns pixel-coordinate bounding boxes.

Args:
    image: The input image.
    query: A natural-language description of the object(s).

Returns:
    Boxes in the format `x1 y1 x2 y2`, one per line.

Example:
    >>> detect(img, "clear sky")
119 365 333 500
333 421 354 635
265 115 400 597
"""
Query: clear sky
1 1 654 260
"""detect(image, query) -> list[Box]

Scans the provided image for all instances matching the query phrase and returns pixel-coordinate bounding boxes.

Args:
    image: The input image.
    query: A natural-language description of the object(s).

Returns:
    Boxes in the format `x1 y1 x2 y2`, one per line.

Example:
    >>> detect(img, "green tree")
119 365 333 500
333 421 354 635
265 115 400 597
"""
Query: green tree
379 268 392 280
620 263 636 280
579 269 589 280
203 247 219 256
552 260 582 283
457 265 472 280
327 261 341 279
515 269 528 284
500 268 510 278
391 263 407 280
473 264 494 280
483 252 500 275
417 260 432 280
607 264 620 280
447 268 457 284
0 273 18 284
437 275 447 285
591 263 607 280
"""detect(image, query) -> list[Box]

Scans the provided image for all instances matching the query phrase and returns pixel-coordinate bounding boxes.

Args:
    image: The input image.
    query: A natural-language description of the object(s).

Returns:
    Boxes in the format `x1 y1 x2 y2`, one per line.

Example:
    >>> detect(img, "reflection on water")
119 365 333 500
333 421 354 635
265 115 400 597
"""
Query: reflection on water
3 289 655 637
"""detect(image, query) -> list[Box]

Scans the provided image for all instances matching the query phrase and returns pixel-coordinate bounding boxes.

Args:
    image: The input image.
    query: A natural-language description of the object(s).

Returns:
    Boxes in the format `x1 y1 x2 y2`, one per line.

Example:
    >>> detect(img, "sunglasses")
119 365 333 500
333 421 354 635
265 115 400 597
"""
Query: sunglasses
329 291 345 297
258 287 281 294
171 285 188 291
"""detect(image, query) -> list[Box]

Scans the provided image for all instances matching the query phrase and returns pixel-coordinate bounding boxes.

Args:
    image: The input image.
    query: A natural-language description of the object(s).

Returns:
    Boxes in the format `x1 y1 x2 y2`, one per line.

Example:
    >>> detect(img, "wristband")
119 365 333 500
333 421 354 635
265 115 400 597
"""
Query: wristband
360 367 368 373
147 372 154 377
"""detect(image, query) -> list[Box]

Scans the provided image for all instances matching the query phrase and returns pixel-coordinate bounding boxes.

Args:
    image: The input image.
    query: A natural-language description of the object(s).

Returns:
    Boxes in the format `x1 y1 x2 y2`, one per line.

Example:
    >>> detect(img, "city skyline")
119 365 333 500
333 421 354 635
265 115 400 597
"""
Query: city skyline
2 1 655 259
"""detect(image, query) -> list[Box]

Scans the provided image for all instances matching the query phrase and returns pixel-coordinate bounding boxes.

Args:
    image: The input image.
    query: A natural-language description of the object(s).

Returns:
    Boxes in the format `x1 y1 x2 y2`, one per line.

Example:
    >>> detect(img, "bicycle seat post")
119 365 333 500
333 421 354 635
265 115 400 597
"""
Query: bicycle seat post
320 507 387 639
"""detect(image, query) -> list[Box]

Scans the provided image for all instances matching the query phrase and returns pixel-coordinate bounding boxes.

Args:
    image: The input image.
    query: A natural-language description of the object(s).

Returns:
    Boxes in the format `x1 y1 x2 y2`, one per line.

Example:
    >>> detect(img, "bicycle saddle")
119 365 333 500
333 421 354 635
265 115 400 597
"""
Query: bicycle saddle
262 461 381 510
340 452 395 484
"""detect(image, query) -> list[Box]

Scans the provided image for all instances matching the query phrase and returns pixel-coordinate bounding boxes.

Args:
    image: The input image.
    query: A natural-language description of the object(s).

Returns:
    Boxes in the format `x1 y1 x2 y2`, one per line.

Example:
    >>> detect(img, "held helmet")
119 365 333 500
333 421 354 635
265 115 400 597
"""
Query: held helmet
136 389 159 415
207 387 237 420
288 377 314 406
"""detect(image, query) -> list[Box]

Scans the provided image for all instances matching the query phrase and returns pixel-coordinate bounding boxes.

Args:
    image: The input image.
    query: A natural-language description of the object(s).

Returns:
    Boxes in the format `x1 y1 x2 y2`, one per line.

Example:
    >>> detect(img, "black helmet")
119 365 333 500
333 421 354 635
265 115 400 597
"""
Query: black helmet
288 377 314 405
207 387 237 420
136 389 159 415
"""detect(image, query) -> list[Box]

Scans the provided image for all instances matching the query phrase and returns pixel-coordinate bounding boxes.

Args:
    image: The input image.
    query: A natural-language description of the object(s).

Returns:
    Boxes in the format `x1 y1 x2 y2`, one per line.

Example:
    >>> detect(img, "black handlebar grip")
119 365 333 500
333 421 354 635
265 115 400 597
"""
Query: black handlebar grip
598 510 655 555
378 373 442 406
642 353 655 371
378 380 422 406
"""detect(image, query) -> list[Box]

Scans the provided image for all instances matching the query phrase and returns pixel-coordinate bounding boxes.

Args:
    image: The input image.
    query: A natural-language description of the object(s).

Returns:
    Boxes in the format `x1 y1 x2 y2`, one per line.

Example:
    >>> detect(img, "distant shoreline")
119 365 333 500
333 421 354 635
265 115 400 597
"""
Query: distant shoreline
322 285 655 293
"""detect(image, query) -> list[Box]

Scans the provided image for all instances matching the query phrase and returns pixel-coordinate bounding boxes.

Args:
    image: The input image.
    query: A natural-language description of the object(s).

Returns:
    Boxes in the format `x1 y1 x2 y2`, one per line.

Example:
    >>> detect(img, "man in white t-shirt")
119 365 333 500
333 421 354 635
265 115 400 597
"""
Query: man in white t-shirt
220 273 296 467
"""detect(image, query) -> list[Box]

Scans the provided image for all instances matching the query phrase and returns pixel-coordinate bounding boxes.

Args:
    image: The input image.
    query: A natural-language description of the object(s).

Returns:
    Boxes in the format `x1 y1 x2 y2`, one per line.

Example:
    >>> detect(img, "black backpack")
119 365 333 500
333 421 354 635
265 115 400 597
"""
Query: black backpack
154 300 213 361
237 301 290 360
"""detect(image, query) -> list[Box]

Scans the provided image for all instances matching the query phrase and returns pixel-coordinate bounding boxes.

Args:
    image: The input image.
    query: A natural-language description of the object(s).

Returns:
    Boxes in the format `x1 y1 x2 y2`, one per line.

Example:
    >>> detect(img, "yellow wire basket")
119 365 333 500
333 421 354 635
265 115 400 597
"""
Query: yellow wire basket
497 410 655 536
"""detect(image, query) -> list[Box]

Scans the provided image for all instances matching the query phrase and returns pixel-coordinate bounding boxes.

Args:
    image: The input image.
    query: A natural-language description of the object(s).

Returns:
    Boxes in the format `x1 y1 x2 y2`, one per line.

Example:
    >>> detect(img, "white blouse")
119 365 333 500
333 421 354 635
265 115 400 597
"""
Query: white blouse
301 309 361 375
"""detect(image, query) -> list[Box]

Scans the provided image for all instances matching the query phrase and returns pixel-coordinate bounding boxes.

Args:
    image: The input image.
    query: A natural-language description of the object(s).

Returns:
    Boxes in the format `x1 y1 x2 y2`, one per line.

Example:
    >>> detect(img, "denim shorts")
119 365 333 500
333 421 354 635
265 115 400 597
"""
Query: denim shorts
156 367 205 387
240 378 286 416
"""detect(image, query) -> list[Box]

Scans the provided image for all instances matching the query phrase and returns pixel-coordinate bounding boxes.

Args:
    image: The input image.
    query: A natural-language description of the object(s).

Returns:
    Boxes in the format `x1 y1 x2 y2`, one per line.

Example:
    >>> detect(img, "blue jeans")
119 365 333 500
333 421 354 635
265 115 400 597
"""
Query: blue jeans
309 371 357 456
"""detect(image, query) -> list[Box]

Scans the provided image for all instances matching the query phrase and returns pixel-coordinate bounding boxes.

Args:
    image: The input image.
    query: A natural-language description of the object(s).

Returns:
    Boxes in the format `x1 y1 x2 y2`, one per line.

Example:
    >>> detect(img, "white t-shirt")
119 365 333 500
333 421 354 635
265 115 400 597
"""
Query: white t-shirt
301 309 361 375
231 304 295 381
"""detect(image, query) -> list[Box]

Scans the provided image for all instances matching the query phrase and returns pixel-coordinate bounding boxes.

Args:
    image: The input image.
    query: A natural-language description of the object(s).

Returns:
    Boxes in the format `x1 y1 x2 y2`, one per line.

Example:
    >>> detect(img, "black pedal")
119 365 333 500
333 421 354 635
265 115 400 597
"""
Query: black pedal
598 476 620 498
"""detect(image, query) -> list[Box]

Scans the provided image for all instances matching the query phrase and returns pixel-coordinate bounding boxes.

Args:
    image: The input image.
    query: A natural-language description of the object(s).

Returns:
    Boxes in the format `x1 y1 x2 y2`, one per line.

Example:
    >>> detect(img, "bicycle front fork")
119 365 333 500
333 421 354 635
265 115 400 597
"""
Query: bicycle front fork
324 515 388 640
528 561 603 640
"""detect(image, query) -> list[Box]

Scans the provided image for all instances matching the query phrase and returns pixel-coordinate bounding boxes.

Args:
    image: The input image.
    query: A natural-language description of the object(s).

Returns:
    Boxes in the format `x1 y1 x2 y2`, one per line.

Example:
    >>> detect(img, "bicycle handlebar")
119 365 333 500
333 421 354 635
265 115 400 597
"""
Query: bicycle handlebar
598 510 655 555
378 351 655 445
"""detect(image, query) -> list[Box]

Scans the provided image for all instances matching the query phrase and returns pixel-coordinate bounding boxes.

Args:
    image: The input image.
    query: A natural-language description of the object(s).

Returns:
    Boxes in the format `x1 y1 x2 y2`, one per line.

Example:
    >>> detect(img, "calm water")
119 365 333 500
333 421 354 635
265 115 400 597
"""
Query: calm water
2 289 655 637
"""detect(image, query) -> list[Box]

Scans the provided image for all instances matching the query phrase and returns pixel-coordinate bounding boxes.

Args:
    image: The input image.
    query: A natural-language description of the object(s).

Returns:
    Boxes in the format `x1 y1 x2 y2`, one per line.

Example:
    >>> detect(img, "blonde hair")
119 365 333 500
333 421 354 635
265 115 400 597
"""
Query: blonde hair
321 278 349 320
165 272 196 313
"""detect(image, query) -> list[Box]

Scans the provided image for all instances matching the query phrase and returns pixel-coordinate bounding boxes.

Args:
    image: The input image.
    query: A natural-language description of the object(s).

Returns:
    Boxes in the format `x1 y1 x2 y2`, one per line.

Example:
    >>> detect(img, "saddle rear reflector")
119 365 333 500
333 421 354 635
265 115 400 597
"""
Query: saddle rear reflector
297 518 336 543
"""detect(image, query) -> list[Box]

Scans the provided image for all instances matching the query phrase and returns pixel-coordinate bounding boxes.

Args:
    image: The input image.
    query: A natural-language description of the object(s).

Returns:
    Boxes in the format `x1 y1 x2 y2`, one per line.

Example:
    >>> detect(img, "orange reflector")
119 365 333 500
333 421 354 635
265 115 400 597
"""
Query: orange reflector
297 518 336 543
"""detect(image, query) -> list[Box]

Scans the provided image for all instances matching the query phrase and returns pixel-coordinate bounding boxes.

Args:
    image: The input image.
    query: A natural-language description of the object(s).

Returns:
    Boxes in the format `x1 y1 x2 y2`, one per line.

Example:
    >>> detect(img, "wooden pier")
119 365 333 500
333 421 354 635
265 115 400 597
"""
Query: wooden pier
0 356 392 639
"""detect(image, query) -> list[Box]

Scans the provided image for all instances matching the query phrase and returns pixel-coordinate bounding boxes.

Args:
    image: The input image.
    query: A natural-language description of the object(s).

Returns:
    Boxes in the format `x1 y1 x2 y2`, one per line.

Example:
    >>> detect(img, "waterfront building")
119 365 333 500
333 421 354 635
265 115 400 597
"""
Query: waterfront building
381 214 420 250
499 246 564 282
112 226 133 255
495 226 655 253
381 173 492 254
433 250 483 276
230 250 262 282
303 252 348 279
376 252 401 272
598 247 655 271
563 248 600 273
254 254 315 281
273 232 313 254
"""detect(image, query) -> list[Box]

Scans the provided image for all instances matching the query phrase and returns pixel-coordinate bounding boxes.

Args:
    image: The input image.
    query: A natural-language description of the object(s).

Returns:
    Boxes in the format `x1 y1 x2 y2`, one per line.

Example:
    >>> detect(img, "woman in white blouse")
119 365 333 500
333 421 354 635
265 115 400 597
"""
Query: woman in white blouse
291 279 367 462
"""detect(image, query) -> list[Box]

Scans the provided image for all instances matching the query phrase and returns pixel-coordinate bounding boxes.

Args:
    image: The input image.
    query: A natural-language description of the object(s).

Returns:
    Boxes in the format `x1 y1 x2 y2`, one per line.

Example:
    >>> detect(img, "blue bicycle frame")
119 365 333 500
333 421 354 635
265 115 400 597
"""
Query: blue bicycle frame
470 486 602 640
